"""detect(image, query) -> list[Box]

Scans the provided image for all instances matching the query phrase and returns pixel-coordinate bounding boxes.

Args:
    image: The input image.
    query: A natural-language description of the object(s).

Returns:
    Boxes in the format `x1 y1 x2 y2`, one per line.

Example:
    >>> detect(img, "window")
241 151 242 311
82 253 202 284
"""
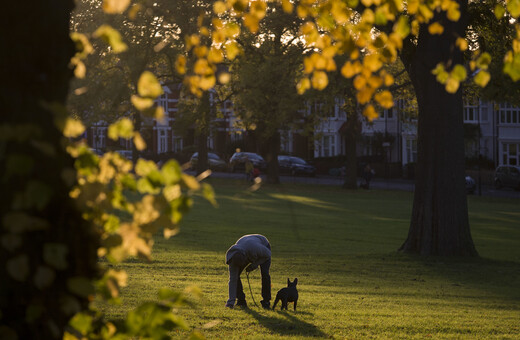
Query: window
464 103 478 122
158 129 168 153
93 127 106 149
406 138 417 163
498 104 520 125
502 143 520 166
321 135 335 157
172 137 183 153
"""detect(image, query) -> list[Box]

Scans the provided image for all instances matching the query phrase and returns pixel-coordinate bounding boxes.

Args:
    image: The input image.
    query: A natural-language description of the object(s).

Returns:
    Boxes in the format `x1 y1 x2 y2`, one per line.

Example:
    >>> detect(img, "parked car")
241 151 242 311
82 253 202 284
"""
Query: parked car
278 155 317 177
494 165 520 190
229 152 267 172
465 175 476 194
190 152 227 172
115 150 133 160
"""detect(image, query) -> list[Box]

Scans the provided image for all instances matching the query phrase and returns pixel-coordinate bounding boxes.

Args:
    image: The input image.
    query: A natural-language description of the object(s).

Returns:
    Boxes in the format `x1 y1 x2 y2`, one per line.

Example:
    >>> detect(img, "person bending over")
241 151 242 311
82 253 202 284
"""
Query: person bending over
225 234 271 309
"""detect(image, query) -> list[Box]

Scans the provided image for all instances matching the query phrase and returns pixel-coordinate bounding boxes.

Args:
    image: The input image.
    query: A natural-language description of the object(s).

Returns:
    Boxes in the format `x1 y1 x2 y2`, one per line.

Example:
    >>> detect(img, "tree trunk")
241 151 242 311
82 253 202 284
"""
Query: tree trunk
1 2 100 339
196 92 210 175
400 0 478 256
266 132 281 184
343 110 361 189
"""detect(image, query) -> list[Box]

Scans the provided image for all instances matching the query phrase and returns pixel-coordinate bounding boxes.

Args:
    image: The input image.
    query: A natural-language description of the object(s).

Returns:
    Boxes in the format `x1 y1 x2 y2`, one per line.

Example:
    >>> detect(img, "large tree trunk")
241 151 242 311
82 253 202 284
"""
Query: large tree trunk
0 2 100 339
399 0 478 256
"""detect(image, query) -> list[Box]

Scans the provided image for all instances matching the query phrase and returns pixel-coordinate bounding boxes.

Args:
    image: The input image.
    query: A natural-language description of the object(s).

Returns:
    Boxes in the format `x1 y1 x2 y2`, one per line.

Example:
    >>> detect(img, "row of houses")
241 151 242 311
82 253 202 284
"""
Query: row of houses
86 84 520 175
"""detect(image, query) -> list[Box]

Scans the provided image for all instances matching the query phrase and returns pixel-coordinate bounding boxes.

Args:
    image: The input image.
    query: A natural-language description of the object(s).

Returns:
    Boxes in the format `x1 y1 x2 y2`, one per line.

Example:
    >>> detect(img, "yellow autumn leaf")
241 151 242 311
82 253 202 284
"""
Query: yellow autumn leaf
353 75 367 90
102 0 130 14
93 25 128 53
131 95 154 110
133 132 146 151
243 13 260 33
375 91 394 109
384 73 394 86
175 55 187 74
250 0 267 19
311 71 329 90
357 87 374 104
199 75 216 90
218 72 231 84
297 78 311 95
213 1 227 14
364 54 382 72
474 70 491 87
282 0 293 13
363 105 379 122
194 59 212 76
128 4 141 20
208 47 224 64
63 118 85 138
445 77 460 93
428 22 444 35
456 37 468 51
194 46 208 58
447 1 460 21
225 41 242 60
341 61 356 78
137 71 163 98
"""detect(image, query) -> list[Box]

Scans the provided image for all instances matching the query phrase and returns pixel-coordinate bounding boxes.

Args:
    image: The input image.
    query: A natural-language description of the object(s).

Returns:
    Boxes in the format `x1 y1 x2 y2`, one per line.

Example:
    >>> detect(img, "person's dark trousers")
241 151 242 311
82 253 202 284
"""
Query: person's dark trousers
236 266 246 305
260 258 271 306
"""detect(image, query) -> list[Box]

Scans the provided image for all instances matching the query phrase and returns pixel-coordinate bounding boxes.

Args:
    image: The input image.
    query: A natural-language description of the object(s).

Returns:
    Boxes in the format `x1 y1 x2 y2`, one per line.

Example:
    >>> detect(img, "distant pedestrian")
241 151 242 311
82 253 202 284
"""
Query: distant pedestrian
361 163 375 189
225 234 271 309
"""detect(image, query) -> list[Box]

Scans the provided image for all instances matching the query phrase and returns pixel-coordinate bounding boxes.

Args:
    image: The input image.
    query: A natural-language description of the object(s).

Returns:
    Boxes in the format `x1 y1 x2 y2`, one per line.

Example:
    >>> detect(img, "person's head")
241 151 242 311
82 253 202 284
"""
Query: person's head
228 252 248 268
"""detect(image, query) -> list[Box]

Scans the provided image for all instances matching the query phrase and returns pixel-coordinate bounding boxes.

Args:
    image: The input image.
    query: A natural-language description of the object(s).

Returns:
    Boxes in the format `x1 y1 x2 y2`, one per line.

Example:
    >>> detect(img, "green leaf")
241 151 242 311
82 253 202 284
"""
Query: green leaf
137 71 163 98
161 160 182 185
474 70 491 87
394 16 410 38
507 0 520 18
451 64 467 81
93 24 128 53
495 4 506 19
108 118 134 140
135 158 158 177
69 312 93 336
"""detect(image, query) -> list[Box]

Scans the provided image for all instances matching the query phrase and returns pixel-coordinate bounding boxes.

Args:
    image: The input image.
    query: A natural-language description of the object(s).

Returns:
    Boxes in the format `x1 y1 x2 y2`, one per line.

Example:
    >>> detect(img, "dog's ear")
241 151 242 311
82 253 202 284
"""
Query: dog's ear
287 278 290 286
294 278 298 285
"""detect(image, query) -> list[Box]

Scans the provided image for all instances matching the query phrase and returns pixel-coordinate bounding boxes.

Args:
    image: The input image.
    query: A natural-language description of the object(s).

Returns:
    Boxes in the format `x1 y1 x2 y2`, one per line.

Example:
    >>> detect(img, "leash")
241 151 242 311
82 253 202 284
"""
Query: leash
245 271 260 308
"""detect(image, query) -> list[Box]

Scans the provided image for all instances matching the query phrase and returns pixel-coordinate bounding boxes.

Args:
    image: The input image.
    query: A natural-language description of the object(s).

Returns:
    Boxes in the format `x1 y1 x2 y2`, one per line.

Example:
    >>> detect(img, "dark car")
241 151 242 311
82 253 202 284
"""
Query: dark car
229 152 267 172
494 165 520 190
278 155 316 177
190 152 227 172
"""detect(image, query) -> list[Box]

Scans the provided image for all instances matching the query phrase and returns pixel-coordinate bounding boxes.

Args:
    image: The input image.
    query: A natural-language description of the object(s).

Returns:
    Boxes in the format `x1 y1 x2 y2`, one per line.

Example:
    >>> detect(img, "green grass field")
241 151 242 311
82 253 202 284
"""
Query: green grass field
101 178 520 339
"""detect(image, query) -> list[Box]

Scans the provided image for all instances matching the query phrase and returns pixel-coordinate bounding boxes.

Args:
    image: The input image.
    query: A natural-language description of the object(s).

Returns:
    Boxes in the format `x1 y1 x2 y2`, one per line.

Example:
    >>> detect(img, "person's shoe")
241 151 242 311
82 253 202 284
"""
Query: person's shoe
260 300 270 309
225 303 234 309
236 300 248 308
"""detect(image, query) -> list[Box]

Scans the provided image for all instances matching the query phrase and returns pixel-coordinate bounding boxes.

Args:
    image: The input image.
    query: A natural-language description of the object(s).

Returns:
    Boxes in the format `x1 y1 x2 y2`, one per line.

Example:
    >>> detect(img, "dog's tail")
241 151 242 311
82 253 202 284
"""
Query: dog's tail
272 297 280 310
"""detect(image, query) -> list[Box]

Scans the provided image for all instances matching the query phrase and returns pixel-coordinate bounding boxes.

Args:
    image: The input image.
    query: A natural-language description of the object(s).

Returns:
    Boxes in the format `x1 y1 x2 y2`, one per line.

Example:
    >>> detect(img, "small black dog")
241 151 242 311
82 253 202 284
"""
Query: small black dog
272 278 298 311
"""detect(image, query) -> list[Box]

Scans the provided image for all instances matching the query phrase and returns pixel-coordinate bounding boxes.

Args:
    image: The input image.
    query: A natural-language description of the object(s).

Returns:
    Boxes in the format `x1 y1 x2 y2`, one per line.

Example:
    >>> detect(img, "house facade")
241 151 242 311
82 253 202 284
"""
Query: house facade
85 84 520 173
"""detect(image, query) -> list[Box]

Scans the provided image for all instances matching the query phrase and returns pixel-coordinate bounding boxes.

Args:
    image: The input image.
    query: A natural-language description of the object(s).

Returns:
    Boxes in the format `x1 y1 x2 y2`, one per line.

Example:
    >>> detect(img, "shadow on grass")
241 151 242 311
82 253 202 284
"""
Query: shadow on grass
241 307 327 338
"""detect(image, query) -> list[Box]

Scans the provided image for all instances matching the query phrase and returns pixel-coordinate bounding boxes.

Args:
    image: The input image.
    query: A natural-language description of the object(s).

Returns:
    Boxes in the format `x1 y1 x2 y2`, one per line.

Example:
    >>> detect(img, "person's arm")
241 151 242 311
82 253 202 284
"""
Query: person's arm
226 265 239 306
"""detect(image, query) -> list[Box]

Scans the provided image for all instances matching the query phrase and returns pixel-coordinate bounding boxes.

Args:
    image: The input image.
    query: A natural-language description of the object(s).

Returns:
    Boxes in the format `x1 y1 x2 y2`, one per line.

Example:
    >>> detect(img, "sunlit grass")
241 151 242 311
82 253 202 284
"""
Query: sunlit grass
99 178 520 339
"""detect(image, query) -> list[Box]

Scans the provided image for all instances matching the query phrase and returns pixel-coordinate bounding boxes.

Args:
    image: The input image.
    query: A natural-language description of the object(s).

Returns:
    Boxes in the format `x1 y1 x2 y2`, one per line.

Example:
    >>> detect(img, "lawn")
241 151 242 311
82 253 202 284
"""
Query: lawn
101 178 520 339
